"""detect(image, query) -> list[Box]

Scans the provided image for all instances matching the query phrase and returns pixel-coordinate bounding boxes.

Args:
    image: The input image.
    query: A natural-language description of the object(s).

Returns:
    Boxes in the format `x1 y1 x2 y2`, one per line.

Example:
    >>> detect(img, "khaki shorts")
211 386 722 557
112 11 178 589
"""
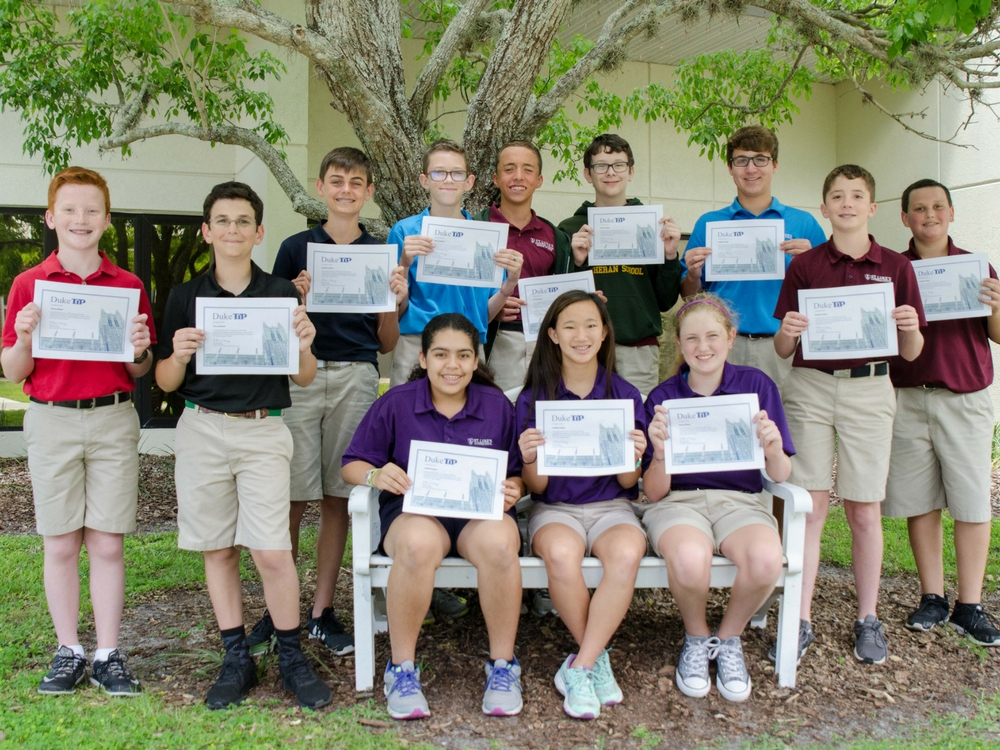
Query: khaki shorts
730 335 791 392
782 367 895 502
488 328 535 392
528 497 643 555
25 399 139 536
615 344 659 399
174 408 294 551
389 334 422 389
884 387 993 522
643 490 778 553
285 361 379 500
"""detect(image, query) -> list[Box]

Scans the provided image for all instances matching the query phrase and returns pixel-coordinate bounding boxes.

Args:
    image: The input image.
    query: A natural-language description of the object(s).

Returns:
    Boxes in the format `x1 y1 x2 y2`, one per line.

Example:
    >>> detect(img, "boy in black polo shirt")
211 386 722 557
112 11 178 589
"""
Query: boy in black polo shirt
155 182 332 710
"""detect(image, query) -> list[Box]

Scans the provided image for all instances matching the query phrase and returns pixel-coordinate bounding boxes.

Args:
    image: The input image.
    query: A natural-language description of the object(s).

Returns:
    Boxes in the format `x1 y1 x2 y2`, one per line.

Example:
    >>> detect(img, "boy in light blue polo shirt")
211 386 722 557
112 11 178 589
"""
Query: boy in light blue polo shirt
681 126 826 388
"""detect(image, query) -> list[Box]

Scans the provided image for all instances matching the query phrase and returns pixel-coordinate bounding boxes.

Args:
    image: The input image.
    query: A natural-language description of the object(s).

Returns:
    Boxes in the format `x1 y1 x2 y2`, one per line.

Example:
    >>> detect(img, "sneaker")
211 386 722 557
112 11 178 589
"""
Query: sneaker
384 660 430 720
246 610 277 656
906 593 950 631
854 615 890 664
279 650 333 709
950 602 1000 646
433 589 470 618
712 636 751 702
90 650 141 696
307 607 355 656
532 589 557 617
38 647 88 695
676 635 716 698
482 657 523 716
767 619 816 664
592 649 623 706
553 654 600 720
205 651 258 709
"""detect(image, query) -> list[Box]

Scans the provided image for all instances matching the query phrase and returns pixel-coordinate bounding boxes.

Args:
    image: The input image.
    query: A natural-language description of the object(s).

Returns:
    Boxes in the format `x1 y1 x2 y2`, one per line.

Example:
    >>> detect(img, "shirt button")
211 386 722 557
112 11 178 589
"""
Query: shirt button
446 438 452 443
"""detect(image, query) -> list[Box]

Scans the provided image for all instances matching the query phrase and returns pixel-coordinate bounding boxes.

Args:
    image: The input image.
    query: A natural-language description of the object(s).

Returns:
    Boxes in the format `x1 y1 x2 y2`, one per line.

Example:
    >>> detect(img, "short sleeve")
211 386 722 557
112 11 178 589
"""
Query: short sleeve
1 274 32 348
342 395 396 469
155 287 188 361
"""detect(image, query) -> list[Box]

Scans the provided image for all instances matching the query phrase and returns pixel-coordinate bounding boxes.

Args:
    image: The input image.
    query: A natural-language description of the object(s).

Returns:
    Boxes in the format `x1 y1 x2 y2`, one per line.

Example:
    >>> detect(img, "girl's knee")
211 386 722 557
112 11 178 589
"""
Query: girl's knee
393 533 445 570
744 547 783 586
664 543 713 586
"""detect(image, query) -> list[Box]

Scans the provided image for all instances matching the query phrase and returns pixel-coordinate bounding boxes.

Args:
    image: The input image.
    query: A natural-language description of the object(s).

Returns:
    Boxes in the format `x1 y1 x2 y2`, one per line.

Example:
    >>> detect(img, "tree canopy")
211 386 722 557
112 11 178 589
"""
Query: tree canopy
0 0 997 229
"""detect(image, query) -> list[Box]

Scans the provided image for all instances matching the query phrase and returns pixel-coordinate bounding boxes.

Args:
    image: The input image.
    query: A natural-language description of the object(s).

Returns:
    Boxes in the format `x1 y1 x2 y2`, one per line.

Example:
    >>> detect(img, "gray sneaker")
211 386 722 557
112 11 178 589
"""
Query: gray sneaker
854 615 889 664
675 634 717 698
384 660 430 720
767 619 816 664
711 636 751 702
532 589 557 617
482 657 522 716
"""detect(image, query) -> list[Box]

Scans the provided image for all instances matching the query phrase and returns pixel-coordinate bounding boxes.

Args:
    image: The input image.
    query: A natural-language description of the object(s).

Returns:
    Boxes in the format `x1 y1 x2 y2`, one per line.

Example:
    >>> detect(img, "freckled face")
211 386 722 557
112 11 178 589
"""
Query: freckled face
677 307 734 379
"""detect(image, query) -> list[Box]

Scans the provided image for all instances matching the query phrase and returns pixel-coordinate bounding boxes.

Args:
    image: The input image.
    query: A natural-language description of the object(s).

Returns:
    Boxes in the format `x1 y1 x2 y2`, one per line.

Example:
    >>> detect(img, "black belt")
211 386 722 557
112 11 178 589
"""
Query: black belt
498 321 523 332
818 362 888 378
736 333 774 340
30 391 132 409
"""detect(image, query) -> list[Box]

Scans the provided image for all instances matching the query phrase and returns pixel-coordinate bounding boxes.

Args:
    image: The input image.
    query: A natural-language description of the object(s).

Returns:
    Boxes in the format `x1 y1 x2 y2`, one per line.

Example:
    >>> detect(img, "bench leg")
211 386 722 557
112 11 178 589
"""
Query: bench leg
353 570 376 692
750 592 780 629
775 572 802 688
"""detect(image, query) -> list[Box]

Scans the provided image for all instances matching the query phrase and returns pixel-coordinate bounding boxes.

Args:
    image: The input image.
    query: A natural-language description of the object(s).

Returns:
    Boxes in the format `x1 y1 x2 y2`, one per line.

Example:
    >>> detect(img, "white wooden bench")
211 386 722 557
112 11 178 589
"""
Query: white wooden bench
349 474 812 692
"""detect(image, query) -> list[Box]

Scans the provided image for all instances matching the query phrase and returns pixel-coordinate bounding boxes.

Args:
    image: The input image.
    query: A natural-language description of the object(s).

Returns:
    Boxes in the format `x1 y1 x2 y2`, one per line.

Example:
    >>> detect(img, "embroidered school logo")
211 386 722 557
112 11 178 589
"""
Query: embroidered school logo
467 438 493 446
865 274 891 282
530 238 554 251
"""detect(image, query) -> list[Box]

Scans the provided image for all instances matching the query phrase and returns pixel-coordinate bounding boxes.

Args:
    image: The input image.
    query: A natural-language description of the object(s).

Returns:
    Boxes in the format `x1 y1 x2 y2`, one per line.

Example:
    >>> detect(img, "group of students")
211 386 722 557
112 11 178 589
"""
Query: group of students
2 124 997 722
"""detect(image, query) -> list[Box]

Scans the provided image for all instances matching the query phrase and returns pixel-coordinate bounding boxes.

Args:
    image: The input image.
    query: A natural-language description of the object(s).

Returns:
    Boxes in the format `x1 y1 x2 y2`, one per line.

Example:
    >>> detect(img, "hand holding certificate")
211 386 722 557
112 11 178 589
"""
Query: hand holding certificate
911 253 991 322
195 297 300 375
536 399 636 477
402 440 509 520
587 205 664 265
704 219 785 281
798 283 898 360
416 216 509 288
32 280 140 362
305 243 396 313
518 271 595 342
660 394 765 474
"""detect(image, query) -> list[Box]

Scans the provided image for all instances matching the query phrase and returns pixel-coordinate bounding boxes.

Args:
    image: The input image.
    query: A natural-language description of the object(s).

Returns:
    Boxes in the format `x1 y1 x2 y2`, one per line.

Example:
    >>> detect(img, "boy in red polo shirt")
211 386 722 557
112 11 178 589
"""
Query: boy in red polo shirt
773 164 926 665
1 167 155 696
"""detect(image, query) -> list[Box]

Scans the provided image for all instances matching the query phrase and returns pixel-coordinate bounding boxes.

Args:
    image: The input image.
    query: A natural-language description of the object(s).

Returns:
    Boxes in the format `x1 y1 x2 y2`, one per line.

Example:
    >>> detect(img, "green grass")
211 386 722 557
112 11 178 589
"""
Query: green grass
0 380 29 402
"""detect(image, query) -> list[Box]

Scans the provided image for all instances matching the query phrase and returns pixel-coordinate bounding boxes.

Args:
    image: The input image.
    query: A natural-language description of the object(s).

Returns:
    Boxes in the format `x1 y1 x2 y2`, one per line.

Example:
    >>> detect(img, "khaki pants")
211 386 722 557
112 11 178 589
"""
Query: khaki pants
488 328 535 393
614 344 660 399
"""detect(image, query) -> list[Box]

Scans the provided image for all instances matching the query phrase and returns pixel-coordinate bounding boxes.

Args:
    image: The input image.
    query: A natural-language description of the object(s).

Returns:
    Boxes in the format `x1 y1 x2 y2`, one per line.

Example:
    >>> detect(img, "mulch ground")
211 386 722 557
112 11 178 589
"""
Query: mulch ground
2 455 1000 749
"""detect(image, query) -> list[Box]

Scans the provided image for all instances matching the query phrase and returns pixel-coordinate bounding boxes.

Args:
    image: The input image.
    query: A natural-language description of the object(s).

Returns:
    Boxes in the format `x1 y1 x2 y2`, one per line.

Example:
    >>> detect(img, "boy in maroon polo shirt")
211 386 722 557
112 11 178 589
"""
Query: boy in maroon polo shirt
1 167 154 696
884 179 1000 645
773 164 925 665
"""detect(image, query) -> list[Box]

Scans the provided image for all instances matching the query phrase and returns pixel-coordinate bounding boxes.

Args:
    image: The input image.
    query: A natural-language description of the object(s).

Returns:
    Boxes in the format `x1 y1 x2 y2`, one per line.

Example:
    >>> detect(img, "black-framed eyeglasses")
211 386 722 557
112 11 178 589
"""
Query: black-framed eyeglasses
426 169 470 182
729 155 774 168
588 162 631 175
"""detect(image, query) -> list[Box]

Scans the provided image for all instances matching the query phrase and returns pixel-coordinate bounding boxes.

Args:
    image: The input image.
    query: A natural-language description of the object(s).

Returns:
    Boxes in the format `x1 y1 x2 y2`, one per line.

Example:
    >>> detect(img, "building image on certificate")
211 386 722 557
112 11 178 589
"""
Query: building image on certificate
673 418 754 465
423 241 496 281
546 422 625 468
810 306 888 352
922 273 982 315
204 321 289 367
313 265 388 305
715 237 779 275
40 309 126 353
598 223 658 260
411 470 496 514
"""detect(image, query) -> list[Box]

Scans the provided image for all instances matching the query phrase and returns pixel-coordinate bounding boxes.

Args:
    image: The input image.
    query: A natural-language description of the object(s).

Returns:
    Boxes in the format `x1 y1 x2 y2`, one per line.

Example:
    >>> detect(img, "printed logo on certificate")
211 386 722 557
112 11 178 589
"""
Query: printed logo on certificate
587 205 664 266
663 394 765 475
704 219 785 281
416 216 509 288
798 283 898 360
32 279 140 362
518 271 595 343
305 243 396 313
195 297 300 375
911 253 991 322
536 399 635 477
402 440 508 521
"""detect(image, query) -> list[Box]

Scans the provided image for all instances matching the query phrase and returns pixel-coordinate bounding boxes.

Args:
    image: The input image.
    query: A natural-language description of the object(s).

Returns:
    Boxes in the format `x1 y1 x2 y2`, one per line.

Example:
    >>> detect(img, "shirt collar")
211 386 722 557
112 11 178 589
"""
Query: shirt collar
308 221 373 245
205 260 265 297
41 250 120 281
413 377 486 420
725 196 785 220
824 234 882 265
905 236 961 258
675 362 737 397
555 363 608 399
489 204 543 232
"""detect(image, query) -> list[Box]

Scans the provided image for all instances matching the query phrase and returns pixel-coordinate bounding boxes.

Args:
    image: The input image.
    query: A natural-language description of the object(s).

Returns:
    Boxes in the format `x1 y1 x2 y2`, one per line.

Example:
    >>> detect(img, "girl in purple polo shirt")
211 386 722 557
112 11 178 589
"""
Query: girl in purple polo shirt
642 293 794 703
516 290 648 720
341 314 525 720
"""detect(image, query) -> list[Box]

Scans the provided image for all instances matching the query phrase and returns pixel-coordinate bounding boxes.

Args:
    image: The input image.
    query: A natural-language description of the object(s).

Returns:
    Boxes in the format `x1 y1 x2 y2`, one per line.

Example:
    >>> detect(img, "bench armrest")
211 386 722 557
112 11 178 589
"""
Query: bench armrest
762 471 812 574
348 485 380 576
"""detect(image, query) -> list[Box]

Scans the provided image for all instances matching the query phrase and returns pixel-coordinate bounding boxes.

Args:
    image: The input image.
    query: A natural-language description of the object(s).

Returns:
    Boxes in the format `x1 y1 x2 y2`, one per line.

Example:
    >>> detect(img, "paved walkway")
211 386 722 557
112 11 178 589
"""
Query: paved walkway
0 397 27 411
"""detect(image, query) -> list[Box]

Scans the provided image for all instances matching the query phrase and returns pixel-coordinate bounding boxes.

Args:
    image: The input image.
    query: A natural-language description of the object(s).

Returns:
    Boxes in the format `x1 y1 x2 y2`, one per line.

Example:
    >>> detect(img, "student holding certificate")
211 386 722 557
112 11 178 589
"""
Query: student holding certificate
516 290 648 720
341 314 525 721
641 295 793 702
884 179 1000 645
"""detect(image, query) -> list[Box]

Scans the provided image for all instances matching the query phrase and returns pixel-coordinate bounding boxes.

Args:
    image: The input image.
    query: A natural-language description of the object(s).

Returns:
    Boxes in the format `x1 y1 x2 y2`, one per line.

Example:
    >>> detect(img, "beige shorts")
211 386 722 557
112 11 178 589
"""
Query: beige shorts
730 335 791 392
389 334 422 389
643 490 778 553
615 343 659 399
285 361 379 500
488 328 535 392
174 408 294 551
884 387 993 522
24 399 139 536
782 367 895 502
528 497 643 555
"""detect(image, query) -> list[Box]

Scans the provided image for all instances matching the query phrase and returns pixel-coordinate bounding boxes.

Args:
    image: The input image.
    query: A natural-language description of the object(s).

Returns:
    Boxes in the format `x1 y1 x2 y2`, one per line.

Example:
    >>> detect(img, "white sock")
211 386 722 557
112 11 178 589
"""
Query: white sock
65 644 84 658
93 647 116 663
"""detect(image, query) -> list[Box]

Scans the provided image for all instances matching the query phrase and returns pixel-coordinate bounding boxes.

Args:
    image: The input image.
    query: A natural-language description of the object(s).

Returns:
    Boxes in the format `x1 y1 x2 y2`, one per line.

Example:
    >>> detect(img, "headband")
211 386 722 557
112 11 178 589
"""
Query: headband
676 298 732 320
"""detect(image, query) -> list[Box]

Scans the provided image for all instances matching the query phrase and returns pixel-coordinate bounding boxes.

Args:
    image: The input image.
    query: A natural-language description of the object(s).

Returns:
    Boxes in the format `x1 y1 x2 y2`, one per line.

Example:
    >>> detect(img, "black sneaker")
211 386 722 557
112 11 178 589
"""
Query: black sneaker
246 610 277 656
279 650 333 709
38 646 88 695
307 607 355 656
906 593 950 631
205 651 259 709
90 650 141 696
950 602 1000 646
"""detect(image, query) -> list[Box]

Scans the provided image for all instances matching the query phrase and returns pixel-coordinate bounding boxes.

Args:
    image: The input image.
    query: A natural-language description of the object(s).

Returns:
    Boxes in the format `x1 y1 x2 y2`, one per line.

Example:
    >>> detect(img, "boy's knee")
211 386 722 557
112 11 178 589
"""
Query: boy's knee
845 501 882 534
393 533 445 570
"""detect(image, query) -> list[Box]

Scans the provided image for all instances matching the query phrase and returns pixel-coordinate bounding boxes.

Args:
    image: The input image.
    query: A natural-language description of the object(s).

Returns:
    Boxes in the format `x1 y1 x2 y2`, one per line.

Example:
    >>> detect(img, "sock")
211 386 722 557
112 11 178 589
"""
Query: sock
275 626 303 666
65 644 84 659
220 625 250 664
93 647 116 663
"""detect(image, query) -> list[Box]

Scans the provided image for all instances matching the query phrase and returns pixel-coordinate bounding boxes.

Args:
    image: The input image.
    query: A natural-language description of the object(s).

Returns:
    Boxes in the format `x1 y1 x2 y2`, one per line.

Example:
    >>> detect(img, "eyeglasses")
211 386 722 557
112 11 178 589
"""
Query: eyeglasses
588 162 631 175
426 170 470 182
729 155 774 168
210 217 256 229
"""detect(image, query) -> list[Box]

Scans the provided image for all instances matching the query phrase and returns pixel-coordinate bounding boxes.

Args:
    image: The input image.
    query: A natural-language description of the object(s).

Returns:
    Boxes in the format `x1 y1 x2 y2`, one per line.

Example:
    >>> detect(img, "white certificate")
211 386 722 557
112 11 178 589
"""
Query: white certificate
911 253 991 322
32 280 139 362
402 440 508 521
416 216 508 288
195 297 299 375
305 243 396 313
798 283 898 360
704 219 785 281
536 399 635 477
518 271 596 342
663 394 764 474
587 205 664 266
